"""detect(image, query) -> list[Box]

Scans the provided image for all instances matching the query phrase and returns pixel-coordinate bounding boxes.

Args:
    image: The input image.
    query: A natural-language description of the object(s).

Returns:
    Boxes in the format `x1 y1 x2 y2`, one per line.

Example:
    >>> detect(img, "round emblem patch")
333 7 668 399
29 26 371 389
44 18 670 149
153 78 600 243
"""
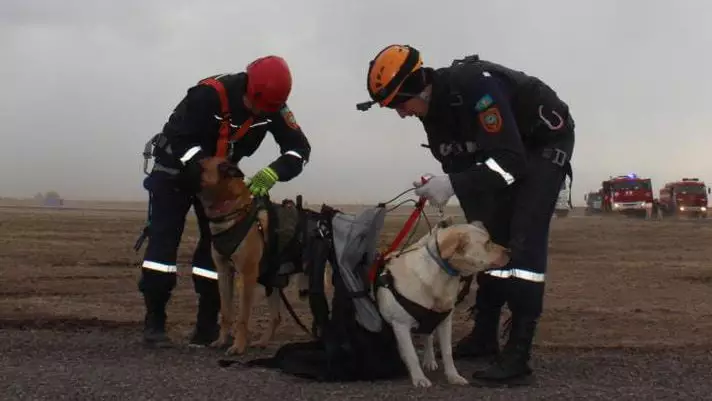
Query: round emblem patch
280 107 300 131
478 107 502 134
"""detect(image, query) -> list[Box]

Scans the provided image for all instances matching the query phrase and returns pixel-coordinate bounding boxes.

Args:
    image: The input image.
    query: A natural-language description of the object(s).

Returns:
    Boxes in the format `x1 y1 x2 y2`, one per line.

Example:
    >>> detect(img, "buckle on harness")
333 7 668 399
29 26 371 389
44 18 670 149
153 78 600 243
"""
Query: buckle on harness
543 148 567 167
142 133 162 175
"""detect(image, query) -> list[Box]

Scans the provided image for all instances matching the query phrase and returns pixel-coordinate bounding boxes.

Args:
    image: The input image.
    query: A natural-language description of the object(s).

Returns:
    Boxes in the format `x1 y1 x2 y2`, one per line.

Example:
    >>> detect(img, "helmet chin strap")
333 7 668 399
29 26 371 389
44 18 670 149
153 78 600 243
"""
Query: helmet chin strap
357 80 432 112
418 85 432 102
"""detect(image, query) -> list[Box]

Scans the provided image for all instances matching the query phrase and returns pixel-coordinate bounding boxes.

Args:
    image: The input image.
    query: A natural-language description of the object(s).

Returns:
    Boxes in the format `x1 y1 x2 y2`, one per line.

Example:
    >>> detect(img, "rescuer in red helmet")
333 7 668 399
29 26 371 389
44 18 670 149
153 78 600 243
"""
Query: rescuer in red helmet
135 55 311 348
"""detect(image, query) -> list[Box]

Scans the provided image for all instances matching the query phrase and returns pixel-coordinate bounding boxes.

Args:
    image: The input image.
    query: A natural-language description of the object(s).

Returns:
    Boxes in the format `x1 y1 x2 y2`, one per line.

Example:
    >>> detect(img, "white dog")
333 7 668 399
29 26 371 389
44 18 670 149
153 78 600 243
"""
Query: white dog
375 220 510 388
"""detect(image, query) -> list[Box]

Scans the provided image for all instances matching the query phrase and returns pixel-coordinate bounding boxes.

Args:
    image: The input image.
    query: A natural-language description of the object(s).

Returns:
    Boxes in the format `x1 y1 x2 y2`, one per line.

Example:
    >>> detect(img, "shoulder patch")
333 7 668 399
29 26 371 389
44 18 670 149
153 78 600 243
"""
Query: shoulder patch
280 106 300 131
478 106 502 134
474 94 494 112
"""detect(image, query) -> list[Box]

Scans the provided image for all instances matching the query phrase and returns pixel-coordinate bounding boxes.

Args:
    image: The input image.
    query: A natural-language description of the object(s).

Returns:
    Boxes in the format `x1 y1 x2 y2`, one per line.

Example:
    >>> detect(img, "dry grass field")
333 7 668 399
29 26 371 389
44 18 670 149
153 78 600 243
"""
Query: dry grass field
1 204 711 400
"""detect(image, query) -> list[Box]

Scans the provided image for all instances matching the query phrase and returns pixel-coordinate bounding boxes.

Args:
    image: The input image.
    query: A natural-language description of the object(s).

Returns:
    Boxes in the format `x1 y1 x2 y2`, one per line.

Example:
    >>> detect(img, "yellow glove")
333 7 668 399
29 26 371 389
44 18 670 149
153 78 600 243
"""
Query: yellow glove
247 167 279 196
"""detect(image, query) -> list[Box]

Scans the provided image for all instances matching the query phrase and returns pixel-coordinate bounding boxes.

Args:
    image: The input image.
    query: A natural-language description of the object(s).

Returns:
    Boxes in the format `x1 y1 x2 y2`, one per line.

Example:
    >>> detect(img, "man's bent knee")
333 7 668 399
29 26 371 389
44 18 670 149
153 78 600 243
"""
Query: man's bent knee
139 265 177 295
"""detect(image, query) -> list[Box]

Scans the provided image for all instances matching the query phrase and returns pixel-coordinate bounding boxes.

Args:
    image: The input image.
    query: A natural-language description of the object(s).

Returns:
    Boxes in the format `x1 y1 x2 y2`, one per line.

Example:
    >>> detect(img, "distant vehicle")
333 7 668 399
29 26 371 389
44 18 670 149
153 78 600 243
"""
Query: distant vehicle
584 191 603 215
601 173 654 218
658 177 709 218
43 198 64 207
554 175 572 218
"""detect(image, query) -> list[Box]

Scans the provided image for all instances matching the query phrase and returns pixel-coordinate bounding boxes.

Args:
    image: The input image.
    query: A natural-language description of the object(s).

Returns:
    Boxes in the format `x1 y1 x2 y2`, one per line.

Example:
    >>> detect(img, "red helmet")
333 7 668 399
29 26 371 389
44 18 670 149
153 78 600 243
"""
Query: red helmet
245 55 292 113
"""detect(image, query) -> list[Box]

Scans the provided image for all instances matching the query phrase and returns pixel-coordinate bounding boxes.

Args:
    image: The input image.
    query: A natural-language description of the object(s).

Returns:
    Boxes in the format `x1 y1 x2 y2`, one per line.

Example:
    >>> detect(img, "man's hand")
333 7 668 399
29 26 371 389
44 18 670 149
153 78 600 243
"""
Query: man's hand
412 174 435 189
247 166 279 196
413 174 454 208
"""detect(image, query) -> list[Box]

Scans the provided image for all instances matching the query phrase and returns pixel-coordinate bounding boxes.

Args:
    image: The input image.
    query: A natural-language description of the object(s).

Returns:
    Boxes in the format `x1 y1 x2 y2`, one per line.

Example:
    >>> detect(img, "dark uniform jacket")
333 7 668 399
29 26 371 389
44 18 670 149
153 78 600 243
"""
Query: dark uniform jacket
154 72 311 187
420 56 574 200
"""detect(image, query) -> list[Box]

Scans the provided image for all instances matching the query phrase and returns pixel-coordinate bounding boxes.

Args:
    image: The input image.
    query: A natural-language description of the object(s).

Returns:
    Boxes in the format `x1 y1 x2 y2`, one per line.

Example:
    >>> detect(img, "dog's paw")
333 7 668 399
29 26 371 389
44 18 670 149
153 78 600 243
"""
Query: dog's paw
446 373 469 385
411 375 433 388
209 336 228 348
225 343 246 356
422 358 438 372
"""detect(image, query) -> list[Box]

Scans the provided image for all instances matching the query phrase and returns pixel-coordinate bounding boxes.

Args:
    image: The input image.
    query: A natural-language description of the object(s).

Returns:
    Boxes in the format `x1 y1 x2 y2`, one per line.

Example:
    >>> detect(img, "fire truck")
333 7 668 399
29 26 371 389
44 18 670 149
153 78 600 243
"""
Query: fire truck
601 173 655 218
658 178 709 218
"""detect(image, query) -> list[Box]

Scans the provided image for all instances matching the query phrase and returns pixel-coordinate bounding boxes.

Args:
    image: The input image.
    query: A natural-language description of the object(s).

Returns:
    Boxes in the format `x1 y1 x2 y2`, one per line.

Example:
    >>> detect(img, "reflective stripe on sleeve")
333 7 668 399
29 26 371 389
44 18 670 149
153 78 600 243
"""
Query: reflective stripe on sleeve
180 146 203 164
484 158 515 185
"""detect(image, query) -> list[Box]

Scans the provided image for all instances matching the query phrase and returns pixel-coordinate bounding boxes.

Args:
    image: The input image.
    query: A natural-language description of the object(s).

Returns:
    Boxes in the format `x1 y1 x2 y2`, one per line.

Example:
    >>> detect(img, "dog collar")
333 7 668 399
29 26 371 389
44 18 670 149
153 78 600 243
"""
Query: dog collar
426 233 460 277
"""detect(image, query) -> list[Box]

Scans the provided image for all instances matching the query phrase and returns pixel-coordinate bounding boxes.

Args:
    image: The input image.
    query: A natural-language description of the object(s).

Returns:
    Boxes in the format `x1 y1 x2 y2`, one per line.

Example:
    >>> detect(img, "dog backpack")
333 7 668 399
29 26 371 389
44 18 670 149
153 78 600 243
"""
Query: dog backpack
243 204 409 382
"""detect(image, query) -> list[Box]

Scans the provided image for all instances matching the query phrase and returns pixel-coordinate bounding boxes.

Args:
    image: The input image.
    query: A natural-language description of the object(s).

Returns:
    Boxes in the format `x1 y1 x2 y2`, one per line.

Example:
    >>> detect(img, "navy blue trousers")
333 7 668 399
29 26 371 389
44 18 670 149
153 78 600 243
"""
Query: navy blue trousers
138 172 218 301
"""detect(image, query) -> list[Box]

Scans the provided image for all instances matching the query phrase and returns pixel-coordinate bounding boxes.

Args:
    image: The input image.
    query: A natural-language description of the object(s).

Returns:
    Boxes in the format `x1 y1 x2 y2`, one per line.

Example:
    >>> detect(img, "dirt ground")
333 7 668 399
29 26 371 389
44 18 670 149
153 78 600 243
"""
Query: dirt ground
1 205 712 400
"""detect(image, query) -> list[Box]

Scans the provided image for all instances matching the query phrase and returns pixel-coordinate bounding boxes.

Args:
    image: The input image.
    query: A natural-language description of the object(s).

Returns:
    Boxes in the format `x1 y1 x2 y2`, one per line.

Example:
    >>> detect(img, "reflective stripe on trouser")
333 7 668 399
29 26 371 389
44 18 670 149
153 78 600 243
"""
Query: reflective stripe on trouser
484 268 545 283
192 267 218 280
142 260 178 274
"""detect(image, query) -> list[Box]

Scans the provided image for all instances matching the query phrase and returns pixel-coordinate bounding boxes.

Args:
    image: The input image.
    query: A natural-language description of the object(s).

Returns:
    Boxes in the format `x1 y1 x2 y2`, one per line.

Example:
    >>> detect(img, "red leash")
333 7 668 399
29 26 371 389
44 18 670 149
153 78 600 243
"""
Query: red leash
368 176 431 283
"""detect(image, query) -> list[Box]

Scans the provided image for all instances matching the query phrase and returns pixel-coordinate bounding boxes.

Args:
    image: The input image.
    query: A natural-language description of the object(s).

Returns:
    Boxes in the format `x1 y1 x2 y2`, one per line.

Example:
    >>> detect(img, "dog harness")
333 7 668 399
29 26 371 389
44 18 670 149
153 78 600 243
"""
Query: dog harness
210 199 265 258
375 234 460 335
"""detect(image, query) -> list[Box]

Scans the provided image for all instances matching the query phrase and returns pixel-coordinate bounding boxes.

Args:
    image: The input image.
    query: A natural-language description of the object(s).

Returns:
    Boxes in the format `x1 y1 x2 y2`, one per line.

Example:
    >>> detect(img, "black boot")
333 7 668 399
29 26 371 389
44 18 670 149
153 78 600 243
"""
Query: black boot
470 313 537 387
452 305 501 360
453 272 505 360
142 292 173 348
188 292 220 347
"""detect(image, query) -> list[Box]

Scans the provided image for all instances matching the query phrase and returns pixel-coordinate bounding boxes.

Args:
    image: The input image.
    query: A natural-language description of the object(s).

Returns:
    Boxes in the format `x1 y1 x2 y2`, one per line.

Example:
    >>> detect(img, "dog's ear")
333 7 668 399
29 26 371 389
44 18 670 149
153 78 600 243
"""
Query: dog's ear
485 240 510 267
485 240 509 253
217 162 244 179
438 229 469 260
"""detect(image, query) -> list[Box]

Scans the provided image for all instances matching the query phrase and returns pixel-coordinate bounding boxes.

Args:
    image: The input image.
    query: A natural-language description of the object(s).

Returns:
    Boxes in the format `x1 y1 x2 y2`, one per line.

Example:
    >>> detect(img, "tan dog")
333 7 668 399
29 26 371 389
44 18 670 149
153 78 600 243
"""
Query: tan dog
196 157 282 356
375 221 509 387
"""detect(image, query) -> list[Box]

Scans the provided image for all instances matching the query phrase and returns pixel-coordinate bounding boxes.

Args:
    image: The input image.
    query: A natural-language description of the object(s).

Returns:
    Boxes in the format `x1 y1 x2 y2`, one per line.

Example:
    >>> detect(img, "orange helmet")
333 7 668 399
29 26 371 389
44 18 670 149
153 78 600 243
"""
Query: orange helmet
358 44 423 111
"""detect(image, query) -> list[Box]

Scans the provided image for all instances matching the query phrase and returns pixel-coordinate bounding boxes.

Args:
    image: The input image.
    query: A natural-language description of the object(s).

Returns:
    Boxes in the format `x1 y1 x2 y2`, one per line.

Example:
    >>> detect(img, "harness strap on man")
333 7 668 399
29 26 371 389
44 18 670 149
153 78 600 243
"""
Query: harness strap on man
198 77 254 158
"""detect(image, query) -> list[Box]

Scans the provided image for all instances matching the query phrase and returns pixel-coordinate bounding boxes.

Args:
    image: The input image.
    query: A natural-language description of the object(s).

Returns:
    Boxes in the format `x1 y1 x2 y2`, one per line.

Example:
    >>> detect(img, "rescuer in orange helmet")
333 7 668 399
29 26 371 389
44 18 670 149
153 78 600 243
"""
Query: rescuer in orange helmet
358 44 576 387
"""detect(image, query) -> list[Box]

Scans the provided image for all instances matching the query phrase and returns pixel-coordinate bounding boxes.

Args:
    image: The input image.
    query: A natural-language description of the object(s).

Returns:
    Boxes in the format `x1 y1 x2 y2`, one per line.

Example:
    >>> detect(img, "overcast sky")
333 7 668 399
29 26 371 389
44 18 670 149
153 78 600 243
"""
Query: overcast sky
1 0 710 206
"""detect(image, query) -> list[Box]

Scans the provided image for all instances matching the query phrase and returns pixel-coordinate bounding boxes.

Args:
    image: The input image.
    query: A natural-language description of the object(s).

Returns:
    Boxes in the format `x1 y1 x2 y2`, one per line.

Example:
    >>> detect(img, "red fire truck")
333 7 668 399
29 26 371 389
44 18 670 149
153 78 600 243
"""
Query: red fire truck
601 173 655 218
658 178 709 218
